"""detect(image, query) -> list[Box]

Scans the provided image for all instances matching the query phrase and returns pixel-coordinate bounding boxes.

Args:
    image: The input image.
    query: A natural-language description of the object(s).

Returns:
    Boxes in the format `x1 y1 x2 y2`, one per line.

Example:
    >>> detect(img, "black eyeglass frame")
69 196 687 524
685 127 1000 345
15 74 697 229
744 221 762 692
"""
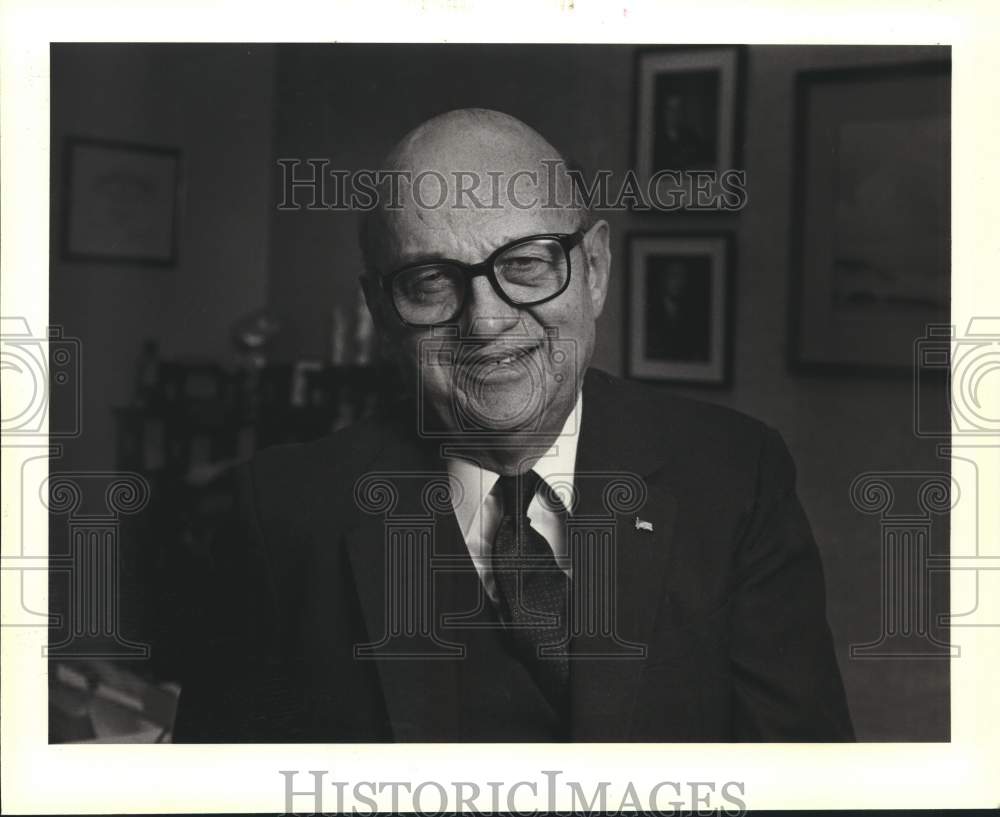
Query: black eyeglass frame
380 230 587 328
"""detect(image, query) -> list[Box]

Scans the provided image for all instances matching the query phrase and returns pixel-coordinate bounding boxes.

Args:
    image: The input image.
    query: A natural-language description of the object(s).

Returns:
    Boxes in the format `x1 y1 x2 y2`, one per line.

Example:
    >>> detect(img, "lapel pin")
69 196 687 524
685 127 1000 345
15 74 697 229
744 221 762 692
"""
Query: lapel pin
635 517 654 532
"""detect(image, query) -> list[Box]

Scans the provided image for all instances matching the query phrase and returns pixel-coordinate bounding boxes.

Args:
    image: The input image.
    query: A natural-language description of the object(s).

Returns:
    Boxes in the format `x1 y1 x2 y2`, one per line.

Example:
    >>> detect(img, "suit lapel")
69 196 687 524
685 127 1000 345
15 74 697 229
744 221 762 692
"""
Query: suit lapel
343 429 465 741
569 370 678 740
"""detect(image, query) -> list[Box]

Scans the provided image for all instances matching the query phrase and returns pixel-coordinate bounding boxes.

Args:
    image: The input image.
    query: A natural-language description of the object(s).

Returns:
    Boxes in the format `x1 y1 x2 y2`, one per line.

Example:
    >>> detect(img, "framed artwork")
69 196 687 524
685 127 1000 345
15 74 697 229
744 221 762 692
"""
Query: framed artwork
632 46 745 211
788 60 950 373
62 137 181 265
626 232 734 385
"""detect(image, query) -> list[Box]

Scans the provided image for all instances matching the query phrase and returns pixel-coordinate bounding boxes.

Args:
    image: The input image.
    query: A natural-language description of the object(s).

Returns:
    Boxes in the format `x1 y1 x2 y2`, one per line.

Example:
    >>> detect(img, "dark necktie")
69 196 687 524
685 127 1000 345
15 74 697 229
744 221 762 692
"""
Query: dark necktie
490 471 570 714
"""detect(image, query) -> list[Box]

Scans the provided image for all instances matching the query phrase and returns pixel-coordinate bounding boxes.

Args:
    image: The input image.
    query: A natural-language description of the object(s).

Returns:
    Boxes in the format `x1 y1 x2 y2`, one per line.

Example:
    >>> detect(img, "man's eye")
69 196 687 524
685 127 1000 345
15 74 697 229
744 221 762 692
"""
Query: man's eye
497 256 553 283
416 270 447 285
505 255 546 267
402 269 452 297
499 256 549 272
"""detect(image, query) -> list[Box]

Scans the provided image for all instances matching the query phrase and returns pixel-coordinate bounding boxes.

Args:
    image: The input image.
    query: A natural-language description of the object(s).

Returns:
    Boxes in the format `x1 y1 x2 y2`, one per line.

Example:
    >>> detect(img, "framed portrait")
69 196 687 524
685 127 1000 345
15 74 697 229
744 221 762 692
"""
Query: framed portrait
62 137 181 265
626 232 734 385
632 46 744 211
788 61 950 373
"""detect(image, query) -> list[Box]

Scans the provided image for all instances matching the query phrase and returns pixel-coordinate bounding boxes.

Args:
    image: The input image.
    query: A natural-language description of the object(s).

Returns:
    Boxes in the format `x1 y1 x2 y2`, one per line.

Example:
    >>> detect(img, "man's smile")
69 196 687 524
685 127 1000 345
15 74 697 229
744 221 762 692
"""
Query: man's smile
457 340 544 383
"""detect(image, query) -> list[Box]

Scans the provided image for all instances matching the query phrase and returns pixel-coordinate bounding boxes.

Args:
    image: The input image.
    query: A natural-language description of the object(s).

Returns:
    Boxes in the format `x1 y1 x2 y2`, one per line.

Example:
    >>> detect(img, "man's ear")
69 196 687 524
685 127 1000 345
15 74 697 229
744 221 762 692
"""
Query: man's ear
582 219 611 318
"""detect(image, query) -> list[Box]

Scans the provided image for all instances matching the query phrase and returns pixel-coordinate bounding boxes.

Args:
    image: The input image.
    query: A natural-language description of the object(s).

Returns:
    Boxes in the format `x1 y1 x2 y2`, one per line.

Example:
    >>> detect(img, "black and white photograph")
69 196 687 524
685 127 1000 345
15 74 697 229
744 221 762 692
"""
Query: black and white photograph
38 40 950 745
2 13 998 814
633 46 744 210
790 59 951 372
62 137 181 265
627 232 732 383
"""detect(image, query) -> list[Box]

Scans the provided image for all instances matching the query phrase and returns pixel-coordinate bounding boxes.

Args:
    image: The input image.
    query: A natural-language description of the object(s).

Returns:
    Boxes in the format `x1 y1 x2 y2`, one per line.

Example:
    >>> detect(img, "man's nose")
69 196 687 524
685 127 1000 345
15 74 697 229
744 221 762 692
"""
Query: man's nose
462 275 524 336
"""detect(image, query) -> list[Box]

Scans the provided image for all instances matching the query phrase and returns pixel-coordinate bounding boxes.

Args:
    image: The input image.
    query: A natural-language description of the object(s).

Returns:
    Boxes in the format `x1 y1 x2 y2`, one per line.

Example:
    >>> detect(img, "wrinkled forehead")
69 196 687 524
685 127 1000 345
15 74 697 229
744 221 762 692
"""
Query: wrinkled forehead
385 194 578 264
369 136 581 272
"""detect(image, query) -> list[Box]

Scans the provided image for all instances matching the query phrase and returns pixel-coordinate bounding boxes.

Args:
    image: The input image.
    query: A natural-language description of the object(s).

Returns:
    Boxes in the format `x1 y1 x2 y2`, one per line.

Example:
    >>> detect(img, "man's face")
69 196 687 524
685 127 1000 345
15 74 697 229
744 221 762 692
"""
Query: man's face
367 172 611 441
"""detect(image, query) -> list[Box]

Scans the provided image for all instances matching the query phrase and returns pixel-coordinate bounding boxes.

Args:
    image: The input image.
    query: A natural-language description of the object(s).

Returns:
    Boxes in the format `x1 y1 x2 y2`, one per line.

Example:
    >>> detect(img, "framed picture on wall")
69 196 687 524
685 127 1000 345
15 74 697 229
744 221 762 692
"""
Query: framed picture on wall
788 61 950 373
632 46 745 212
626 232 734 385
62 137 181 265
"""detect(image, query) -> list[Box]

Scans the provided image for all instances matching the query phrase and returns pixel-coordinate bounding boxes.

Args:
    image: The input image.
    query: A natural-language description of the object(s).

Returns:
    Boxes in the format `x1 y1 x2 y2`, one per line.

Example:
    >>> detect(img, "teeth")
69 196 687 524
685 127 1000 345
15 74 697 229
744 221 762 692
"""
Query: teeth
476 346 533 366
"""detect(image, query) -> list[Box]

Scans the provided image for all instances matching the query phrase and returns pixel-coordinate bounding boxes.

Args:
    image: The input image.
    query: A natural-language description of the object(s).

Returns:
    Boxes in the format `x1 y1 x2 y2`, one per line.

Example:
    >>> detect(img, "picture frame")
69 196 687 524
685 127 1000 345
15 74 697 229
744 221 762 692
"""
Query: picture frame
62 137 181 265
626 232 734 385
632 45 745 212
788 60 950 373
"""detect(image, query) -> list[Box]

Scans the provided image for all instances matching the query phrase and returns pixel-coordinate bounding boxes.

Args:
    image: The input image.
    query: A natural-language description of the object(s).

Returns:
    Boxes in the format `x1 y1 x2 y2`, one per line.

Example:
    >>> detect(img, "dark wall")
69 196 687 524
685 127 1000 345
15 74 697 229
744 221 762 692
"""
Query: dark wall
50 44 276 473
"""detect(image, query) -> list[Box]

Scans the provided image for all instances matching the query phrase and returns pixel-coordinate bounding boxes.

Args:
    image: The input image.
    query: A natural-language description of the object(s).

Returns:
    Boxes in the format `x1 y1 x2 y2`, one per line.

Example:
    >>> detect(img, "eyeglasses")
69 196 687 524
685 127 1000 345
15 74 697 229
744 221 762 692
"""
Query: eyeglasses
380 231 586 327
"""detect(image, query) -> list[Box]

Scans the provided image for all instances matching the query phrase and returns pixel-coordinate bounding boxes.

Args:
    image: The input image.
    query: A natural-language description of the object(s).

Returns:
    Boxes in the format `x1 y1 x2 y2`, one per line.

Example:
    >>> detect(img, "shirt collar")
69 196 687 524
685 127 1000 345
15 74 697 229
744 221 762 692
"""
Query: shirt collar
445 392 583 535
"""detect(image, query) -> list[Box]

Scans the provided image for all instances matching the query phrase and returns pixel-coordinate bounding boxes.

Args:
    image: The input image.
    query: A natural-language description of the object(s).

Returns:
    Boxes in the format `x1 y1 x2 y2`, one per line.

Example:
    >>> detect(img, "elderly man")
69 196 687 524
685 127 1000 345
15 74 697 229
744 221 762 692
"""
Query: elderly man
174 109 853 742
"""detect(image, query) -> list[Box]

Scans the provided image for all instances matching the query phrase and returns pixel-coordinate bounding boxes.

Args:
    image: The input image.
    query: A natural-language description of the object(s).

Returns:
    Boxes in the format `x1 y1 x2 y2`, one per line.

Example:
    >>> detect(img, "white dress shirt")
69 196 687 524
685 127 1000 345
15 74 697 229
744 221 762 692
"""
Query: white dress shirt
444 393 582 600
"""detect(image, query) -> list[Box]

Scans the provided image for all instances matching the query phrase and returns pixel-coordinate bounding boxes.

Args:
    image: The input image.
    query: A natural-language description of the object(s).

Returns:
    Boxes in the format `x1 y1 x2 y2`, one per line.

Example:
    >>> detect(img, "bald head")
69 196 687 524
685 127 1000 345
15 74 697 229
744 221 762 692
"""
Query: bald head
384 108 561 177
359 108 592 277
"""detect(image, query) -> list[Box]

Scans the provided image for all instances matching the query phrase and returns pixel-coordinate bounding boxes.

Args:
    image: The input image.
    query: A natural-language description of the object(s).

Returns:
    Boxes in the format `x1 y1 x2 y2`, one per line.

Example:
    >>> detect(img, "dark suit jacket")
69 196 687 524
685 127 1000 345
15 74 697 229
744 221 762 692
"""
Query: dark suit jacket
173 367 853 741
